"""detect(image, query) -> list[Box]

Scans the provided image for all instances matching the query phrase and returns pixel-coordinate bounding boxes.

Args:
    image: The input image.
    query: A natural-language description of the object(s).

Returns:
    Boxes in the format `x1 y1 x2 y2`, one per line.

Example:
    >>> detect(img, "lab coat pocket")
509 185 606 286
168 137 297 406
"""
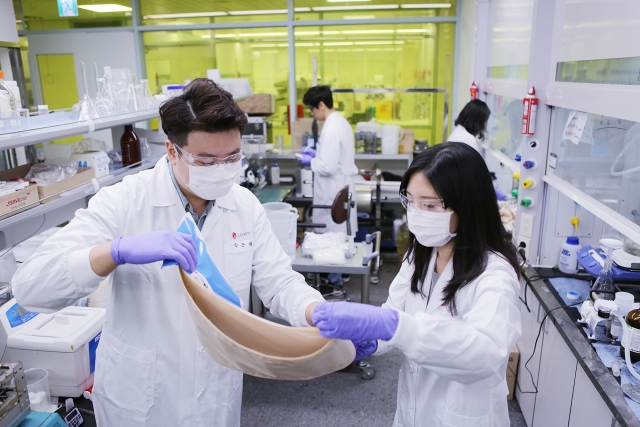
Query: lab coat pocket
437 407 493 427
224 241 254 295
437 381 493 427
97 333 156 415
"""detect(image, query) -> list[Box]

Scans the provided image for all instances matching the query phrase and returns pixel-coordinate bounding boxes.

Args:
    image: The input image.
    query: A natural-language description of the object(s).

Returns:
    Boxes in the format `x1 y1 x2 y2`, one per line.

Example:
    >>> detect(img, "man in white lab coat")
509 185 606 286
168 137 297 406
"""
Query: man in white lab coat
12 79 324 427
299 86 358 235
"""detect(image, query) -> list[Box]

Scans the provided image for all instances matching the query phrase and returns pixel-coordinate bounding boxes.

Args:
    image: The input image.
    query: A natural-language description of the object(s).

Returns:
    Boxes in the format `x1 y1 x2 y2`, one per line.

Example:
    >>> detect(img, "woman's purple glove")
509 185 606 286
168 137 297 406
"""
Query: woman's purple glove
110 230 197 272
353 340 378 361
312 301 399 342
299 154 314 166
302 147 316 158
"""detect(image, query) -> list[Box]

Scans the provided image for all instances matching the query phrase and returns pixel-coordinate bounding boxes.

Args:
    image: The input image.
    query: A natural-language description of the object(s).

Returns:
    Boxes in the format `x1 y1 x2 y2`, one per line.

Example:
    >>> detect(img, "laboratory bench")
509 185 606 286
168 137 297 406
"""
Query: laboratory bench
517 265 640 427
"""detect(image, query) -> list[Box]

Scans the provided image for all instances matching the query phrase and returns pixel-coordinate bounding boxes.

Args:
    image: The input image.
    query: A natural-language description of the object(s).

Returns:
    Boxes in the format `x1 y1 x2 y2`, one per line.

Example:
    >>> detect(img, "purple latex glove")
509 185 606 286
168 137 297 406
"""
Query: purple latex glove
110 230 197 272
312 301 399 342
302 147 316 158
495 187 507 201
353 340 378 361
299 154 314 167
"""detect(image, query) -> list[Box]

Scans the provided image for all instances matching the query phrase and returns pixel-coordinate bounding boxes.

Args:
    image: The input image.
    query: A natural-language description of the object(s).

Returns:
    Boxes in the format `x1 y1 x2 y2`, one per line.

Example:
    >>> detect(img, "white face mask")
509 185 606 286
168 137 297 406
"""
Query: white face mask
177 158 242 201
407 208 457 247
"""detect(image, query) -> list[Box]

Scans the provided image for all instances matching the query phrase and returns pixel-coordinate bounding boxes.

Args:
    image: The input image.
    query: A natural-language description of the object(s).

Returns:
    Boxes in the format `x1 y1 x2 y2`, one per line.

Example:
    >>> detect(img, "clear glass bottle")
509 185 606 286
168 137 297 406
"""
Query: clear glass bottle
121 124 141 166
140 137 151 160
0 70 16 112
592 244 616 300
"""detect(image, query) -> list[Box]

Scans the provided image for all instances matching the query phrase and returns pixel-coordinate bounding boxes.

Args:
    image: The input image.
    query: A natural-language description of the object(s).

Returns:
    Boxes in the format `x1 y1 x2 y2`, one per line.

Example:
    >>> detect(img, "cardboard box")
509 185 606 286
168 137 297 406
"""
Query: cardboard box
399 129 415 154
38 167 95 204
236 94 275 115
291 118 324 150
506 345 520 400
0 165 40 220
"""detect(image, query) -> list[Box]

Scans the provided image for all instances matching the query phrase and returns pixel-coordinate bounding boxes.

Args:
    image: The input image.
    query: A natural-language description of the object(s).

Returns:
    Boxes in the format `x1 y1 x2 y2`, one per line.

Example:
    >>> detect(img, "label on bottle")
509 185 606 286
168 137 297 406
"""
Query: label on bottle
122 144 131 165
628 325 640 353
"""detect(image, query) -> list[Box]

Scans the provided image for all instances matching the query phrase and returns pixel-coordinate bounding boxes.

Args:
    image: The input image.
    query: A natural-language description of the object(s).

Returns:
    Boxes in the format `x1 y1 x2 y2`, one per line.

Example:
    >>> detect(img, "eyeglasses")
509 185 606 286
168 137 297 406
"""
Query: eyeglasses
400 190 447 213
174 144 242 166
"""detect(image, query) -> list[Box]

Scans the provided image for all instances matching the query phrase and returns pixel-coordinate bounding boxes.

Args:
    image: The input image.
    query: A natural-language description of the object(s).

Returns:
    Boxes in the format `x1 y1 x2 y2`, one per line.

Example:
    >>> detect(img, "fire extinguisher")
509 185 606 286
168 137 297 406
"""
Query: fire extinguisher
470 81 479 100
521 86 538 135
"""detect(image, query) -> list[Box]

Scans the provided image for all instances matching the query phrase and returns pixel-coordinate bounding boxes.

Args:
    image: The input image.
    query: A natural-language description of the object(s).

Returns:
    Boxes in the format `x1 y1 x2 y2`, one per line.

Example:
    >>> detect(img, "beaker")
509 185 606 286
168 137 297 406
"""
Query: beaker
25 368 51 412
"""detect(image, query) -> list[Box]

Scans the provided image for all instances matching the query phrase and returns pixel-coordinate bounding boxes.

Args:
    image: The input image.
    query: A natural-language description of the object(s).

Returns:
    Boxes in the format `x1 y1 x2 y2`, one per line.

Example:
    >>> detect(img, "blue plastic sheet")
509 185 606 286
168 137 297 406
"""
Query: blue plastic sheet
163 214 241 307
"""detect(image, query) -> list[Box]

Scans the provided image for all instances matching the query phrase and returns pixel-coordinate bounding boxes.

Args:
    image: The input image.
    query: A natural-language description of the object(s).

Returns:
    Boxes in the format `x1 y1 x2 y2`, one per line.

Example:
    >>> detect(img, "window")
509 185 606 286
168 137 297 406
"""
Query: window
294 0 456 21
295 23 455 144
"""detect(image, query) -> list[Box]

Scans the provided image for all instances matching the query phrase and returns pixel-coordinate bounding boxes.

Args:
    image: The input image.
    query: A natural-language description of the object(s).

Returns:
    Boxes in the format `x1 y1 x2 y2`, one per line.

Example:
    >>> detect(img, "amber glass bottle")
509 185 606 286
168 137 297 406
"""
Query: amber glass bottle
621 308 640 363
121 124 141 166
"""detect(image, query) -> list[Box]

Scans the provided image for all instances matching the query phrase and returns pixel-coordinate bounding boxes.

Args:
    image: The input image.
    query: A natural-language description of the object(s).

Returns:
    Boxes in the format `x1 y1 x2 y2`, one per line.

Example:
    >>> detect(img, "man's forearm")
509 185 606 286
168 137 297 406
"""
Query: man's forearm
90 242 118 277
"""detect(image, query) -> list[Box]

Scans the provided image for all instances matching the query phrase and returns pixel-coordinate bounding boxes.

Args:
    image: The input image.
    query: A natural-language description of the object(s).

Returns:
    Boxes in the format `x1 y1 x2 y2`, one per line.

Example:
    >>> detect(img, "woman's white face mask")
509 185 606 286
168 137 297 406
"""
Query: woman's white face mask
407 208 457 247
177 157 242 201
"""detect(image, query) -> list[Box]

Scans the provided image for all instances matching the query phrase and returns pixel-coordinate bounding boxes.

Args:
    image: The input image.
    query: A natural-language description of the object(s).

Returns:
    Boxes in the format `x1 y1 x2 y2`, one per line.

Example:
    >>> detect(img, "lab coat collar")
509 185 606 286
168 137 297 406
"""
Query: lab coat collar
150 156 237 211
150 156 181 207
425 248 454 314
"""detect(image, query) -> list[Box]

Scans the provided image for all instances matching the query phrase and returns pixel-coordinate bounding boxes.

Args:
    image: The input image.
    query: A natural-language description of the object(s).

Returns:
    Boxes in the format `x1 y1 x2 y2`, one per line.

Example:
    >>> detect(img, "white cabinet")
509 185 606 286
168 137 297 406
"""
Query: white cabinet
532 316 578 427
569 365 617 427
516 283 545 427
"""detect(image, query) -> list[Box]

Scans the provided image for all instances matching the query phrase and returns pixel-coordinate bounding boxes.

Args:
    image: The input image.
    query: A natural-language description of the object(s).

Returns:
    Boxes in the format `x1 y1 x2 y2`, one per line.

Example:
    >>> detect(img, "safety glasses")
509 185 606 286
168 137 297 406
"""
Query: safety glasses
400 190 447 213
174 144 242 167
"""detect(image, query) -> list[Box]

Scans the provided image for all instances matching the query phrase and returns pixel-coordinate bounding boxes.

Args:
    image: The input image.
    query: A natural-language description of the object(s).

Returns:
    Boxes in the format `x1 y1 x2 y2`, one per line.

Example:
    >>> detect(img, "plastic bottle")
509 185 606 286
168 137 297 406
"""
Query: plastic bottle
621 308 640 363
120 124 141 167
559 236 582 274
271 161 280 185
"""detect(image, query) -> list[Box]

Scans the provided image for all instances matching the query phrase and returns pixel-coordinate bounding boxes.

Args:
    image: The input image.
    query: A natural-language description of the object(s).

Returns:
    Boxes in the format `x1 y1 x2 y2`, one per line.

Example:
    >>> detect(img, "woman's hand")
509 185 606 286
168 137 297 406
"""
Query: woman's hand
353 340 378 361
312 301 399 342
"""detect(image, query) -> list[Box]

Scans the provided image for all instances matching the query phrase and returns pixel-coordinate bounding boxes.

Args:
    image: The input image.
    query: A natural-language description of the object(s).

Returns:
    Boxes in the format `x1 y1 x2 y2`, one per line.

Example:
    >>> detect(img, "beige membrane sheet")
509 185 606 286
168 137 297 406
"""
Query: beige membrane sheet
180 269 355 380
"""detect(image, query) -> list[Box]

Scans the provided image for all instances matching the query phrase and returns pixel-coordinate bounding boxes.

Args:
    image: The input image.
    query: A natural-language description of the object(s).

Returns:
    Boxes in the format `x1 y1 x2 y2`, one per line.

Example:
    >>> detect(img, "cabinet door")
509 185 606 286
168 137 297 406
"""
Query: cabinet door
532 316 578 427
516 283 545 427
569 365 616 427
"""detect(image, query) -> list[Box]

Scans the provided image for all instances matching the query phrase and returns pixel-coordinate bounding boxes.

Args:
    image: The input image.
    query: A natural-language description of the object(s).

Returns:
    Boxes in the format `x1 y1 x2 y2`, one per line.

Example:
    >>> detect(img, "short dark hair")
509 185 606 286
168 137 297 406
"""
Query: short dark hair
400 142 520 315
159 78 248 147
454 99 491 138
303 85 333 109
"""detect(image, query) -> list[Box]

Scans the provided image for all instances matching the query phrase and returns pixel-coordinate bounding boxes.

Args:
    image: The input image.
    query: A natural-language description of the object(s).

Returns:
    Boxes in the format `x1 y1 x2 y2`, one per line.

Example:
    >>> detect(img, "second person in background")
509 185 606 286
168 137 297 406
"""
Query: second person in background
299 85 359 289
447 99 491 152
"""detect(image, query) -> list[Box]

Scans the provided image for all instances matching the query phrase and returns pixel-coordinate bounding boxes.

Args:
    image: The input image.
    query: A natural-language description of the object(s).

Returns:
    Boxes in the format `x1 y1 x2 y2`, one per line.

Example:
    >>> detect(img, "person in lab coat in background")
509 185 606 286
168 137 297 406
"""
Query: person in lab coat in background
12 79 324 427
312 142 522 427
447 99 491 152
299 85 358 288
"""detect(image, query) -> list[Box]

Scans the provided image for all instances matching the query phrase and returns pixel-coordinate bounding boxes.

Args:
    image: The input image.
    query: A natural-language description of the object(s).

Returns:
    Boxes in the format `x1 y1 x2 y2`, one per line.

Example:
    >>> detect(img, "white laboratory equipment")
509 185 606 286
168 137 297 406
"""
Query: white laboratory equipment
0 297 104 398
70 151 110 178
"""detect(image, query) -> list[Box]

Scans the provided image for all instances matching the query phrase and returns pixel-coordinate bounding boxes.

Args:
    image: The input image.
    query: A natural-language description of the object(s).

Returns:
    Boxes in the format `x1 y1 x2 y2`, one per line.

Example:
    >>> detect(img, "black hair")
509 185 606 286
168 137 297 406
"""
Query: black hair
400 142 520 315
454 99 491 139
159 78 248 147
302 85 334 109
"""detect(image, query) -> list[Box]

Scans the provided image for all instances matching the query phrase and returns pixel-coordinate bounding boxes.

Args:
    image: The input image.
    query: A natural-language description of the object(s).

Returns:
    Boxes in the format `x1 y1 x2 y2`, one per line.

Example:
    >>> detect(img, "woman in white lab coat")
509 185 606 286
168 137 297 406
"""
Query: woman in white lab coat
447 99 491 152
12 79 324 427
312 142 522 427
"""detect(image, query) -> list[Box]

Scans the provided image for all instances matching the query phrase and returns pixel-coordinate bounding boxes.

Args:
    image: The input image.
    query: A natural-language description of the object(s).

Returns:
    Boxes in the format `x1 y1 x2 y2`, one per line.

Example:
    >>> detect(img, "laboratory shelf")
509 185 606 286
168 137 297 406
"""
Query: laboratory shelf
0 154 164 251
0 109 159 151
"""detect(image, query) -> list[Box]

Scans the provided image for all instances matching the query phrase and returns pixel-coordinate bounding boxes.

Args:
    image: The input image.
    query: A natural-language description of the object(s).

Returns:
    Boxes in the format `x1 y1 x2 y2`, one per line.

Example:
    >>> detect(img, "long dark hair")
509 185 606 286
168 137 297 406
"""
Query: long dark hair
401 142 520 315
454 99 491 139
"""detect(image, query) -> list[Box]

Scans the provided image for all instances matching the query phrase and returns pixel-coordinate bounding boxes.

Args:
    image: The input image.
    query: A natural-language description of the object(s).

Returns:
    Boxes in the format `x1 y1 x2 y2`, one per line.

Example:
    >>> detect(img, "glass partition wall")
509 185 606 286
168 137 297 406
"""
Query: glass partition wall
13 0 459 146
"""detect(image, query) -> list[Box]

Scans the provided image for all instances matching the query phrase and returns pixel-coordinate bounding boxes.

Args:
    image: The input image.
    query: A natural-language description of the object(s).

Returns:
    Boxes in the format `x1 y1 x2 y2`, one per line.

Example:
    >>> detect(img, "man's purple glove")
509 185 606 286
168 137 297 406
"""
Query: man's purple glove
312 301 399 342
302 147 316 158
299 154 314 166
110 230 197 272
353 340 378 361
